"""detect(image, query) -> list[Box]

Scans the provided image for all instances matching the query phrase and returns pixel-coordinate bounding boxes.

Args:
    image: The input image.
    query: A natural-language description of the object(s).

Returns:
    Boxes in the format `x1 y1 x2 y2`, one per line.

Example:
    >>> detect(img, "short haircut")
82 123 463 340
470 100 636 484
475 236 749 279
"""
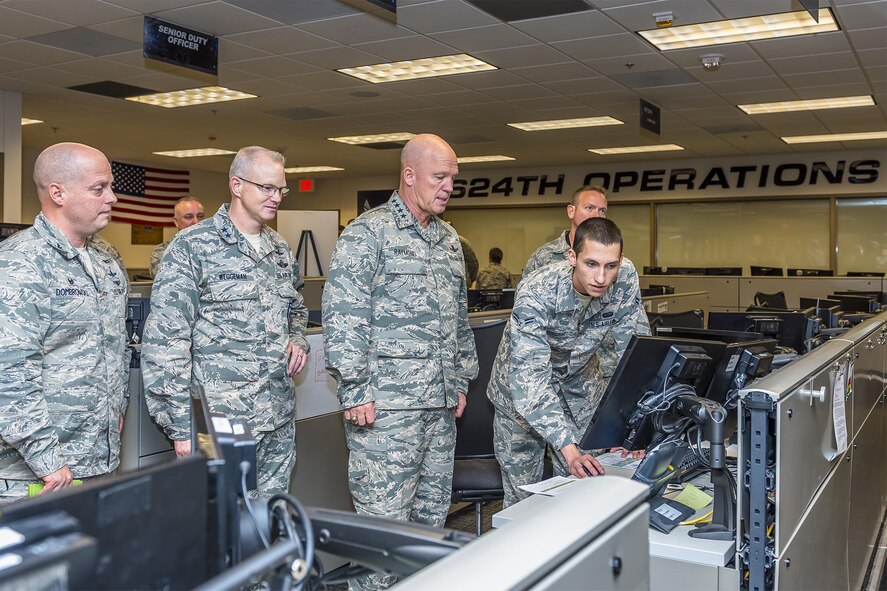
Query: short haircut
489 247 503 264
570 185 608 206
572 217 622 255
229 146 285 180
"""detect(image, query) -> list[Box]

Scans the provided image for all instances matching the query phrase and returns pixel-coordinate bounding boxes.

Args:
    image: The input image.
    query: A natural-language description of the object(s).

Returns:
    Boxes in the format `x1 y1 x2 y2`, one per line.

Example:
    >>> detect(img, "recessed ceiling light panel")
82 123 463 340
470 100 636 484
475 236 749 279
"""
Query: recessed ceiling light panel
285 166 345 173
738 95 875 115
21 118 43 125
338 54 496 84
126 86 257 108
457 155 515 163
781 131 887 144
153 148 237 157
327 132 415 145
638 9 839 51
589 144 684 155
507 117 623 131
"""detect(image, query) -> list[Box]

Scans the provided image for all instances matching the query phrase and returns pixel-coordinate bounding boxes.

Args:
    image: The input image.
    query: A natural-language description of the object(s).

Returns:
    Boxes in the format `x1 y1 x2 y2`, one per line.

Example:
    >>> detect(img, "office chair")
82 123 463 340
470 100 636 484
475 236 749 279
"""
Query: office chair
646 309 705 330
452 320 506 535
754 291 788 309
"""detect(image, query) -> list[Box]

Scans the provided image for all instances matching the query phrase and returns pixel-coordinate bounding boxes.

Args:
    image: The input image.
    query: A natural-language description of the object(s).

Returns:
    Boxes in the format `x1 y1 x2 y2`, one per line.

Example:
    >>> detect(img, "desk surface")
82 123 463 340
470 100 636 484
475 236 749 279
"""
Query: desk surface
492 468 735 568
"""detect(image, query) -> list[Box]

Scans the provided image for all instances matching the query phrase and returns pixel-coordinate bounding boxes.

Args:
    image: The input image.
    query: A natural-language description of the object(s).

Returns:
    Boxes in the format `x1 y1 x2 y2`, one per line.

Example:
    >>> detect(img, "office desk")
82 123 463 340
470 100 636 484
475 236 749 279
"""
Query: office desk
493 469 739 591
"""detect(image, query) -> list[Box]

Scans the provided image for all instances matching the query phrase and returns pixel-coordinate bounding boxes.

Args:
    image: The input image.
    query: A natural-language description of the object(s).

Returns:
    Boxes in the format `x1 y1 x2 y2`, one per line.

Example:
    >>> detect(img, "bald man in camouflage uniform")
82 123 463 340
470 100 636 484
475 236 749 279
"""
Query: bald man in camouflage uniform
142 146 308 496
0 143 129 504
488 218 649 507
323 134 478 591
148 197 205 278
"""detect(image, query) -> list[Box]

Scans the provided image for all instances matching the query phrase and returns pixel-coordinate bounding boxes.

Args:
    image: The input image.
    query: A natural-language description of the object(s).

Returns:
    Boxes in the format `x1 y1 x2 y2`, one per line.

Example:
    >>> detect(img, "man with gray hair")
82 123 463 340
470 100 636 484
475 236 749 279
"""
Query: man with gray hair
148 196 205 278
0 142 129 503
142 146 309 496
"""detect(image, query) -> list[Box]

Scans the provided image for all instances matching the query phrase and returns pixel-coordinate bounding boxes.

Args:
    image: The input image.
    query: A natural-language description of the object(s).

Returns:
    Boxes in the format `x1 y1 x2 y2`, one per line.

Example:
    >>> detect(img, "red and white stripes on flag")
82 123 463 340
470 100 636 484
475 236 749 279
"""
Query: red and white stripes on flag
110 161 190 226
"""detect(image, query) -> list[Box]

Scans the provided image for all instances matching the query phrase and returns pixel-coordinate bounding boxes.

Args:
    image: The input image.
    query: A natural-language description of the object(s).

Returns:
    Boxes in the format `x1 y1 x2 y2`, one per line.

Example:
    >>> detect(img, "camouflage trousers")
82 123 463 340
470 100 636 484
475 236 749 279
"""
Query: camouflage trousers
254 421 296 497
492 410 571 508
0 478 32 505
345 408 455 591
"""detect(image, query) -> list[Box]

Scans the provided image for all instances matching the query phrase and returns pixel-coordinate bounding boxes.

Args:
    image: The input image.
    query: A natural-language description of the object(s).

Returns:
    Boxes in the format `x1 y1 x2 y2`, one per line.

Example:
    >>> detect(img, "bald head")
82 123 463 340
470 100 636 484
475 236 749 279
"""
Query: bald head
33 143 107 197
173 197 206 230
400 134 456 172
398 134 458 227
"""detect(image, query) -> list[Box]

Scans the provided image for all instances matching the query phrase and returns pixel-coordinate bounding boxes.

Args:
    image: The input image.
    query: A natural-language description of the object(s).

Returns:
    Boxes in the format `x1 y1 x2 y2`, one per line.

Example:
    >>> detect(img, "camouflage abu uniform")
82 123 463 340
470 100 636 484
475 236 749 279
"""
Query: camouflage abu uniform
323 192 478 590
148 238 172 278
459 235 479 286
142 204 308 496
476 262 513 290
0 214 129 503
488 259 649 506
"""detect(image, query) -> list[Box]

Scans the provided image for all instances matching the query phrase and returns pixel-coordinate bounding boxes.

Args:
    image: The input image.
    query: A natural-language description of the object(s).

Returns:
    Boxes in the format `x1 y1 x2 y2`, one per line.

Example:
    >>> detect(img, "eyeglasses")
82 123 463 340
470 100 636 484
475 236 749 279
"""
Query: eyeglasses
237 176 290 197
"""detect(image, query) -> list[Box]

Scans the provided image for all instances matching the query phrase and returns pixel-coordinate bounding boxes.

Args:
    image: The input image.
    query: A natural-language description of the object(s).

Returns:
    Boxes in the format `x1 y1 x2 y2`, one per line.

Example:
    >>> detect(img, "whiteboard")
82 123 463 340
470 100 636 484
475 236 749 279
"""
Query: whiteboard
278 210 339 277
293 333 342 420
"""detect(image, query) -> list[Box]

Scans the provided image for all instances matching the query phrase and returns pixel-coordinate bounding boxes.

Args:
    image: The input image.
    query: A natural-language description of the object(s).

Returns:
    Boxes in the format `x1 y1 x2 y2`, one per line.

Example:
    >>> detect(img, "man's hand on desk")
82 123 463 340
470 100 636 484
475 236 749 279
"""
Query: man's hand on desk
610 447 645 460
561 443 605 478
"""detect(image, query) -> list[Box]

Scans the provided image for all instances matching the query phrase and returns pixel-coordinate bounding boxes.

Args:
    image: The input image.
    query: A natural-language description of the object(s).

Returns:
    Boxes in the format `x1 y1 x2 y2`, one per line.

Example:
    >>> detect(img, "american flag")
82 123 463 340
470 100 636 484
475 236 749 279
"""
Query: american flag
111 161 190 226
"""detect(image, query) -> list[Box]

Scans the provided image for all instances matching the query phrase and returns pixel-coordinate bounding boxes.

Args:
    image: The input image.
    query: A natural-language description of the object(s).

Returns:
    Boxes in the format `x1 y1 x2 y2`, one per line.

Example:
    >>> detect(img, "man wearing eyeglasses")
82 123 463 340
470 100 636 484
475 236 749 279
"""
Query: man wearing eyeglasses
142 146 309 497
148 197 205 278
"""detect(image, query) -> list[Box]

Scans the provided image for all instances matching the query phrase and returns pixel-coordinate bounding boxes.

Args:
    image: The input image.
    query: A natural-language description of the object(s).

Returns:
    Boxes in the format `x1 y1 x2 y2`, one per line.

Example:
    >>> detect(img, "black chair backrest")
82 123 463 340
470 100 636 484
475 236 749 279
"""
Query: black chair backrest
750 266 783 276
754 291 788 309
455 320 506 458
646 309 704 329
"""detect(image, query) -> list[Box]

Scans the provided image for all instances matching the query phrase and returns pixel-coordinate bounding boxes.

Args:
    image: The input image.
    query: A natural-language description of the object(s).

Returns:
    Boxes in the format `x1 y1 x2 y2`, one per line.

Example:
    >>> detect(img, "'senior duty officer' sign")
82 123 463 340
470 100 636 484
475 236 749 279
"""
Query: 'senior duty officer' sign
143 16 218 76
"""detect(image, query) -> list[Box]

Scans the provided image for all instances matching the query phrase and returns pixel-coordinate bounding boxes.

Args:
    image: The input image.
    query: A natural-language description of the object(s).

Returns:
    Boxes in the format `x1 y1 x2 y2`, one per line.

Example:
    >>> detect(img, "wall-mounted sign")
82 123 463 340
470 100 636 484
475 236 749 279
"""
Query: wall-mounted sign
143 16 218 76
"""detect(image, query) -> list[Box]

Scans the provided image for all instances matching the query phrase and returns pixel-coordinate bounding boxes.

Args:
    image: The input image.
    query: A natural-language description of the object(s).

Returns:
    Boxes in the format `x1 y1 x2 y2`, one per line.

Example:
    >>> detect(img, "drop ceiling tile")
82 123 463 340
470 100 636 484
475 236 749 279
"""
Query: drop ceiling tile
26 27 141 57
59 57 145 79
102 49 147 67
286 46 381 70
385 77 464 95
429 24 537 52
582 52 676 76
511 9 624 42
220 39 272 62
796 82 882 98
572 89 640 107
857 48 887 68
724 89 799 104
783 68 868 88
230 78 303 97
154 2 282 36
770 52 860 75
834 0 887 30
474 44 572 69
752 31 851 59
511 62 598 83
398 0 498 34
446 69 528 89
0 40 84 66
477 84 559 101
353 36 455 61
684 61 777 83
849 27 887 50
101 0 210 12
225 0 361 25
551 33 652 61
5 65 101 87
86 15 145 43
0 56 31 74
0 6 71 38
228 26 338 54
509 96 585 111
706 76 791 95
4 0 138 27
281 70 367 92
421 90 497 106
663 44 763 69
543 77 616 95
296 14 412 45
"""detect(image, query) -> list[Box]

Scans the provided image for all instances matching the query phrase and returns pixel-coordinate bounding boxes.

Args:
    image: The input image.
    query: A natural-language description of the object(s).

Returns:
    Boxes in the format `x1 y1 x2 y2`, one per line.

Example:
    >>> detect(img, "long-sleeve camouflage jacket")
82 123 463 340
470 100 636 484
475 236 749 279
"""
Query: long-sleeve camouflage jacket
322 192 478 410
148 238 171 278
487 259 650 450
522 230 570 280
0 214 129 480
142 204 309 440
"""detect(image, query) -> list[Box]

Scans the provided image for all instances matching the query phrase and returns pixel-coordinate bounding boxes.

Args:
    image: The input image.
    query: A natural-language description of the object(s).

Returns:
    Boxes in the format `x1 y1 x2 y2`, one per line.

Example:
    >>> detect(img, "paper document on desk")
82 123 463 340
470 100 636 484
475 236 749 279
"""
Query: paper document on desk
519 476 578 497
832 363 849 456
594 451 642 470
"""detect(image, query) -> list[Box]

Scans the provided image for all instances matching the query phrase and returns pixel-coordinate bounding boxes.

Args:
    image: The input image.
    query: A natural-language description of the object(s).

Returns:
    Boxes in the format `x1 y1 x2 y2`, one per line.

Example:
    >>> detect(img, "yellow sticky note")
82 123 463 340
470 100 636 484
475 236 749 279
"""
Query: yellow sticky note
674 483 713 511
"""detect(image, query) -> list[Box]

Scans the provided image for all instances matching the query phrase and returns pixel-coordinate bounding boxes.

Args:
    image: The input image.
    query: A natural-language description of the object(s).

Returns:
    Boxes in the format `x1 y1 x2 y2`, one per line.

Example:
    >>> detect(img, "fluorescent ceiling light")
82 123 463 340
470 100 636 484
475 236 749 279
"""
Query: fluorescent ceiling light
327 132 415 145
638 9 838 51
285 166 345 173
507 117 624 131
126 86 257 108
781 131 887 144
153 148 237 157
589 144 684 155
457 155 515 163
338 54 496 84
21 117 43 125
739 95 875 115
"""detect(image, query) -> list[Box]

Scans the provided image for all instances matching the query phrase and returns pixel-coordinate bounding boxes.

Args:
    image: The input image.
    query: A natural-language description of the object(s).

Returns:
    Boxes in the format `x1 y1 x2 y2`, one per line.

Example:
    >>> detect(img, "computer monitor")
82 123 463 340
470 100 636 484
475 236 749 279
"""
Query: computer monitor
467 289 514 311
832 290 886 306
749 266 783 276
846 271 885 278
643 266 667 275
0 222 30 242
708 310 818 354
654 326 767 343
828 293 878 313
706 339 777 406
705 267 742 276
787 268 834 277
799 298 844 328
580 335 725 451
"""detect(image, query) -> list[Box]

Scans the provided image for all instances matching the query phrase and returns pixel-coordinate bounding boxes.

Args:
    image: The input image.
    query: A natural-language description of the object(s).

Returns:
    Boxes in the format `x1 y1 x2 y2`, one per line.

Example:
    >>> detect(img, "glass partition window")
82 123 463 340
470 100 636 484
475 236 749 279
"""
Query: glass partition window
445 204 651 277
836 197 887 275
656 200 829 273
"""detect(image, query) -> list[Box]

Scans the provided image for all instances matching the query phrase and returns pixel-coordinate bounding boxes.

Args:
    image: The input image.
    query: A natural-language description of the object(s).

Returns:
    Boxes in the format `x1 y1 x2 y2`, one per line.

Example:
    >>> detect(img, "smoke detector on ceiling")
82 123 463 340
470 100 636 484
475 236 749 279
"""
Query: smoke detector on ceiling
653 11 674 27
701 54 725 71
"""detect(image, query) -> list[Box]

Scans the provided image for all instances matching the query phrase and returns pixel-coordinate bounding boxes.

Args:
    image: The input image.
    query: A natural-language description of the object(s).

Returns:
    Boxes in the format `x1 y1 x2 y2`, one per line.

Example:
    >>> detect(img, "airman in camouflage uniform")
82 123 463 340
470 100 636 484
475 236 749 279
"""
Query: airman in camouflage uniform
142 147 308 497
488 218 650 507
476 247 513 290
323 134 478 591
522 185 610 279
148 197 205 278
0 143 129 504
459 235 479 286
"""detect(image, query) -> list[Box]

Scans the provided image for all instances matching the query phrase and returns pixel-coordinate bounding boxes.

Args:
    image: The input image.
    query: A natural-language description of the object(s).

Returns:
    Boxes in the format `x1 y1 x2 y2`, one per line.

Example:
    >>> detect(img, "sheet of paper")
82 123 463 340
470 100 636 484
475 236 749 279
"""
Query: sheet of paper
518 476 578 497
832 363 849 456
594 450 642 469
674 483 713 511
